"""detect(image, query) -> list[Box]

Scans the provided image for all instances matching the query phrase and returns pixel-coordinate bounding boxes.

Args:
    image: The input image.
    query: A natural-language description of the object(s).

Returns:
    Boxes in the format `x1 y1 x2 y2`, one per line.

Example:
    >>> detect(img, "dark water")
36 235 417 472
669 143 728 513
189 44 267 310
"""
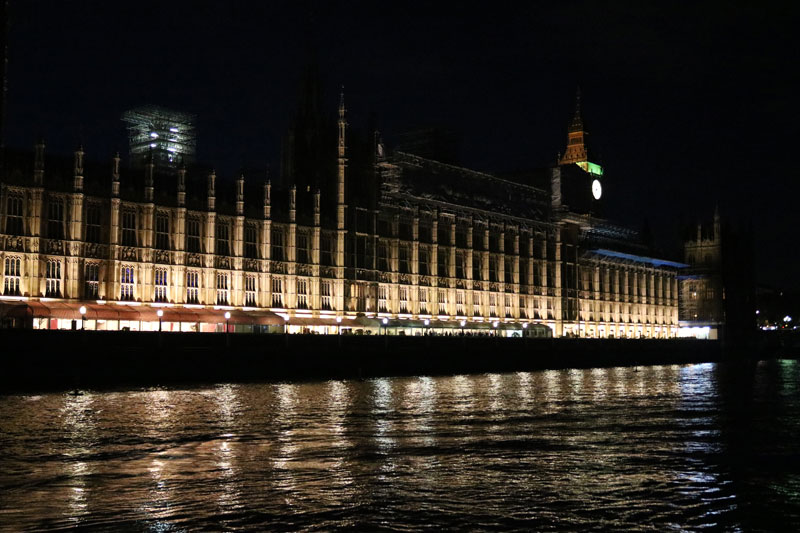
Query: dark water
2 361 799 532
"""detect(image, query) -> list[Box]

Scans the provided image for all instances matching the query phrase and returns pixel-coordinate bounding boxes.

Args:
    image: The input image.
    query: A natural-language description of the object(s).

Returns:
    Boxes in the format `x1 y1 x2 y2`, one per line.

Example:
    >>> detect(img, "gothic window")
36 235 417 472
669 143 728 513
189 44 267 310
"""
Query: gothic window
5 196 23 235
377 241 389 272
120 266 135 301
155 213 170 250
245 275 257 306
504 256 514 282
45 259 62 297
473 291 482 316
84 263 99 299
47 199 64 239
271 228 284 261
216 221 230 256
321 234 334 266
455 251 465 279
296 278 308 309
378 285 388 313
85 204 101 243
472 252 482 280
489 293 497 317
3 256 21 295
297 232 310 264
154 268 168 302
186 270 199 303
398 244 410 274
187 218 202 253
121 210 137 246
489 256 499 282
520 260 529 286
419 247 430 276
418 287 428 314
438 289 447 315
456 290 465 316
399 286 408 313
245 224 258 259
437 247 449 277
321 280 333 310
216 272 229 305
505 294 513 318
271 277 283 307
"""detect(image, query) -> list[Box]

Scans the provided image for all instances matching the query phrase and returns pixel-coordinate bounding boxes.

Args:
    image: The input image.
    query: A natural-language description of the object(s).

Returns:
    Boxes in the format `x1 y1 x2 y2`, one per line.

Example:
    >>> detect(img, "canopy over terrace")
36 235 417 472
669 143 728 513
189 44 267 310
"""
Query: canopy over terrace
0 302 284 331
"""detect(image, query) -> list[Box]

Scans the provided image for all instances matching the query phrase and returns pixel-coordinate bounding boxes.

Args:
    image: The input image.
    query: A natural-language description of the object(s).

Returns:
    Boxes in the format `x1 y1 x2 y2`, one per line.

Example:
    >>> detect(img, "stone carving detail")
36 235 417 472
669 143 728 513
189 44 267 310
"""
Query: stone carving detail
473 281 483 291
271 261 286 274
320 266 336 278
399 273 410 285
155 250 171 264
437 277 448 287
297 264 312 276
215 256 230 269
46 239 64 255
378 272 390 283
419 275 430 286
121 247 138 261
186 253 202 267
244 258 259 272
84 243 107 259
4 236 24 252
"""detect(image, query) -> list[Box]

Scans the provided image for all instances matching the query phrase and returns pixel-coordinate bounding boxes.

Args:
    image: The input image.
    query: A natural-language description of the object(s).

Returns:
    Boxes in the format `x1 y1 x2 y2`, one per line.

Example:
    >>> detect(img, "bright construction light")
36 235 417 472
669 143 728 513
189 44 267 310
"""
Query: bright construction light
79 305 86 315
756 310 760 315
382 317 388 325
523 322 528 328
169 127 179 133
224 311 231 320
784 315 792 323
150 143 156 148
424 319 430 326
150 132 158 138
156 309 164 318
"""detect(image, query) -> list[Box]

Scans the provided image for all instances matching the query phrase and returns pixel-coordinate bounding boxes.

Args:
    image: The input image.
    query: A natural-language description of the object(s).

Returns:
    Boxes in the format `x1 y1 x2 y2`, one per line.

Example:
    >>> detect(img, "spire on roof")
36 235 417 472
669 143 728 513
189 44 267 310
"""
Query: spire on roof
568 86 583 133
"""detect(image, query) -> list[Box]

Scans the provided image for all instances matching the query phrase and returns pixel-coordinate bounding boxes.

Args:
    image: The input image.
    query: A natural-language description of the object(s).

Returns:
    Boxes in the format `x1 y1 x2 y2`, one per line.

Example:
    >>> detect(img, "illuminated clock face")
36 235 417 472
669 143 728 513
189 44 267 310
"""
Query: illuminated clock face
591 179 602 200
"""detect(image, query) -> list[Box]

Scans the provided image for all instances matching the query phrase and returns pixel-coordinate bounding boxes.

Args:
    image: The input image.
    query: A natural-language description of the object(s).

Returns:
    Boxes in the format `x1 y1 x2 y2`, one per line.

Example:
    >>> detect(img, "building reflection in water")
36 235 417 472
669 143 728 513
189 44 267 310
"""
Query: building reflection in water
60 392 96 525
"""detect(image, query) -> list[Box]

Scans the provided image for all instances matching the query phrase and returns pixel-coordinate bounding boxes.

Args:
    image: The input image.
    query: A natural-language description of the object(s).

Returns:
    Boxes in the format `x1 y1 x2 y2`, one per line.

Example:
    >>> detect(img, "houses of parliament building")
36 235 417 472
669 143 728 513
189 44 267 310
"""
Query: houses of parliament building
0 90 687 338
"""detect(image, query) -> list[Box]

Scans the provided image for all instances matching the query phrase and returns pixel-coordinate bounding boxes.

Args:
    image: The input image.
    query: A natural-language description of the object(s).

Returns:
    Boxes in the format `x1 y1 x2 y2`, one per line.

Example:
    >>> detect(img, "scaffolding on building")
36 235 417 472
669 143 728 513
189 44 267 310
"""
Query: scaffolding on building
122 105 196 169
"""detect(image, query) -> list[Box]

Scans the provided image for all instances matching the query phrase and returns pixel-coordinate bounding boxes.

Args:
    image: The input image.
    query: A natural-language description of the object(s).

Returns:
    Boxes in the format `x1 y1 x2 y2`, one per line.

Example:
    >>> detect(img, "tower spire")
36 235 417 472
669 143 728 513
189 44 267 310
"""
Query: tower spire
569 86 583 132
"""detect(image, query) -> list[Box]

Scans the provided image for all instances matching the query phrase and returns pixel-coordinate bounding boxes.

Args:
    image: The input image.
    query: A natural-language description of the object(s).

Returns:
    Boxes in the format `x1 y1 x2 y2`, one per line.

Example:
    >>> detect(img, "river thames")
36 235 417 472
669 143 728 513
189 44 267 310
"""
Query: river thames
1 360 799 531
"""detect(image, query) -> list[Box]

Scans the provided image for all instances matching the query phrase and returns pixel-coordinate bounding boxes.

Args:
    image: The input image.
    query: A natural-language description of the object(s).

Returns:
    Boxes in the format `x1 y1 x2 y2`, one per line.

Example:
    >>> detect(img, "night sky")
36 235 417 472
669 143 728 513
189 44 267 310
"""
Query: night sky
4 1 799 289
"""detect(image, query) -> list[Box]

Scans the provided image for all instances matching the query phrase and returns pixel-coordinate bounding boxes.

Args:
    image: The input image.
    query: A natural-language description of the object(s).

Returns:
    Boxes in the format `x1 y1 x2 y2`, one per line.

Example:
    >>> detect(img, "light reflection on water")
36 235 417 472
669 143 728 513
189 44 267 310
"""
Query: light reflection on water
2 361 800 531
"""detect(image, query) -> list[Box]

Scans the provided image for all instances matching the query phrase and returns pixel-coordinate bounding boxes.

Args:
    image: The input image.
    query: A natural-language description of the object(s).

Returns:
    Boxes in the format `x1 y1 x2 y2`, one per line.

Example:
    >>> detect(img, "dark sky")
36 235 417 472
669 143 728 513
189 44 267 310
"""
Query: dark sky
4 1 799 288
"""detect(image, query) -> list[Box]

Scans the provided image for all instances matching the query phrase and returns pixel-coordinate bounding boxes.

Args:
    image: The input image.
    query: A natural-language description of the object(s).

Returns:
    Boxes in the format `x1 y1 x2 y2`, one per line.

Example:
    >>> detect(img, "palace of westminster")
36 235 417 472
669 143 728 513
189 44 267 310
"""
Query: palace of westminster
0 86 717 339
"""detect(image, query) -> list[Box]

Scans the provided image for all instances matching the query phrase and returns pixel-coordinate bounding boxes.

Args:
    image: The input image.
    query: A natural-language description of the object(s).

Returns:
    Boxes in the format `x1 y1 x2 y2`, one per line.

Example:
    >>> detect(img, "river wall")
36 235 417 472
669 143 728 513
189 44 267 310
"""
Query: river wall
0 330 735 392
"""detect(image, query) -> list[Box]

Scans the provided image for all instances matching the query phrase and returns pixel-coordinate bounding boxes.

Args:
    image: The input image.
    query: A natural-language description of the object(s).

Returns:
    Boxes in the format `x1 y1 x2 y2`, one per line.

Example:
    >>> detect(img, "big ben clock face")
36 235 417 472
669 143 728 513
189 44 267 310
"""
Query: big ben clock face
591 179 602 200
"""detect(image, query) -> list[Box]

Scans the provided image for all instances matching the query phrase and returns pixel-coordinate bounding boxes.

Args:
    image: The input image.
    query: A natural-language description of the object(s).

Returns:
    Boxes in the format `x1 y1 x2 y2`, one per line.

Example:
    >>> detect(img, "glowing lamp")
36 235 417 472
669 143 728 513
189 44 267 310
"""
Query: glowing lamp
493 321 499 328
156 309 164 318
224 311 231 320
382 317 388 325
336 316 342 323
460 320 465 327
79 306 87 316
424 319 430 326
523 322 528 329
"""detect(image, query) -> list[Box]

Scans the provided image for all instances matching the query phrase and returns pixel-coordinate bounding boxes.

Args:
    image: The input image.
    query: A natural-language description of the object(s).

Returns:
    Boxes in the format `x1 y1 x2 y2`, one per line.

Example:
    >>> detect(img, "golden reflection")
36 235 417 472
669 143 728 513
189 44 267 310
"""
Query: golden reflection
271 382 299 506
515 371 532 404
213 384 242 513
60 392 97 524
591 367 608 402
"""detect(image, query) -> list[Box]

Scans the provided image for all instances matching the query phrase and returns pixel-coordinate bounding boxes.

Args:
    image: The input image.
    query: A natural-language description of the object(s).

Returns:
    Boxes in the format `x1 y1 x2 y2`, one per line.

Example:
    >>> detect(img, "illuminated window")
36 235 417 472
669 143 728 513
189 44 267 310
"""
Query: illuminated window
3 256 21 295
271 277 283 307
85 204 101 243
121 210 137 246
489 293 497 317
120 265 135 301
245 224 258 259
5 196 23 235
45 259 62 297
321 280 333 310
216 272 229 305
456 290 465 316
186 270 199 303
47 199 64 239
520 296 528 319
473 291 482 316
187 218 202 253
155 213 170 250
154 267 168 302
84 263 99 299
438 289 447 315
296 278 308 309
215 221 230 256
378 285 388 313
245 275 257 306
399 286 408 313
418 287 428 314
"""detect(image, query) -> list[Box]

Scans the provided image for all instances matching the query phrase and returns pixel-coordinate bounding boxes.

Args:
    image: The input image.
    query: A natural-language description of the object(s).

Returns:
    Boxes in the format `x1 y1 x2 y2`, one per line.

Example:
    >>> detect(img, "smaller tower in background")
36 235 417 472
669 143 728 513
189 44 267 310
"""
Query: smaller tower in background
559 88 603 177
122 105 196 171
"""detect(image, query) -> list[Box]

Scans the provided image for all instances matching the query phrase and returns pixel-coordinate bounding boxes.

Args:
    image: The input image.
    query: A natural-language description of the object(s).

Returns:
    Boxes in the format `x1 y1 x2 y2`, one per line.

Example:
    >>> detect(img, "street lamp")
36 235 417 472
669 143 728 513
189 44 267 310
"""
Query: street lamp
424 318 430 336
336 315 342 335
382 317 388 335
156 309 163 332
225 311 231 333
79 305 86 330
493 320 499 337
